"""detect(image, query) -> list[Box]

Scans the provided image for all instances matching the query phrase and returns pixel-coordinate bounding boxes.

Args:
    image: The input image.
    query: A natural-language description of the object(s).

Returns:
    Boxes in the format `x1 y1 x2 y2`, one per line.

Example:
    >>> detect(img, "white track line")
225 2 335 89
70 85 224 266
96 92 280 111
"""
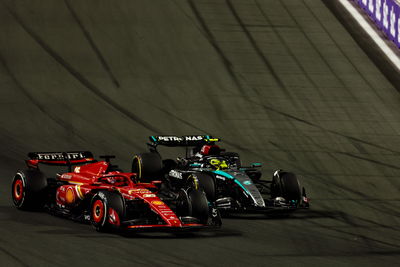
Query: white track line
338 0 400 72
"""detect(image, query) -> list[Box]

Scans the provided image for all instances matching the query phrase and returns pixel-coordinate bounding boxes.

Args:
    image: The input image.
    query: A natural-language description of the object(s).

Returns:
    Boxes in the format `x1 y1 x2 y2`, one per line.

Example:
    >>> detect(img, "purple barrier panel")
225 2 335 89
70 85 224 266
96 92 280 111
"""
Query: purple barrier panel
359 0 368 10
355 0 381 27
349 0 400 49
374 0 383 28
380 0 400 45
396 4 400 46
382 0 390 34
390 2 400 46
378 0 393 40
387 0 396 42
367 0 376 17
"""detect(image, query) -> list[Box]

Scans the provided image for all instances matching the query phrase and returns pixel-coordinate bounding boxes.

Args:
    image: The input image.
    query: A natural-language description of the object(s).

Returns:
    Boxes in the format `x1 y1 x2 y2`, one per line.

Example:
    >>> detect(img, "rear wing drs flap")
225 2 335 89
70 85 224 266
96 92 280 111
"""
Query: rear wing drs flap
26 151 95 169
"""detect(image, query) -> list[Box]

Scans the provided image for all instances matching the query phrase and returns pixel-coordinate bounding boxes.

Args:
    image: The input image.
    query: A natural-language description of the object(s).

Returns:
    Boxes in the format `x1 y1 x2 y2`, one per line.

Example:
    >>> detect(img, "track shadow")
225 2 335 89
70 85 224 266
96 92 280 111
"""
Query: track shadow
38 226 242 239
222 209 344 220
119 227 242 239
0 205 94 233
1 205 242 239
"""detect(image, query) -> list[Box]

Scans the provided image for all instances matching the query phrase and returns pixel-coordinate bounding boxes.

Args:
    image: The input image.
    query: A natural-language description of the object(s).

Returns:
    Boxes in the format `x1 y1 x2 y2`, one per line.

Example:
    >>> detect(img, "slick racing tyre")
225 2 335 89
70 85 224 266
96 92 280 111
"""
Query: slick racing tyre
90 191 125 232
11 170 47 210
272 172 302 203
131 153 163 182
176 188 208 224
176 189 192 217
188 173 216 201
188 189 209 224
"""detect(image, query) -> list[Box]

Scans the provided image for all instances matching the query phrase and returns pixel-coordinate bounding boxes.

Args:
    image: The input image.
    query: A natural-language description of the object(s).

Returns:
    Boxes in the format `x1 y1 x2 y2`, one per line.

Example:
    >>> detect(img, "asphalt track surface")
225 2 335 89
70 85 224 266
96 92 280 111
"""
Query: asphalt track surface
1 0 400 266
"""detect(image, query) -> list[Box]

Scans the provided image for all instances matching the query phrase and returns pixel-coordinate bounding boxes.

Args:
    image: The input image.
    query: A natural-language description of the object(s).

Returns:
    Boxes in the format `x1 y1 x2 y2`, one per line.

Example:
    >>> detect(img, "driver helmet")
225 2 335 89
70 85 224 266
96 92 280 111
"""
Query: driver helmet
209 158 228 170
200 144 221 156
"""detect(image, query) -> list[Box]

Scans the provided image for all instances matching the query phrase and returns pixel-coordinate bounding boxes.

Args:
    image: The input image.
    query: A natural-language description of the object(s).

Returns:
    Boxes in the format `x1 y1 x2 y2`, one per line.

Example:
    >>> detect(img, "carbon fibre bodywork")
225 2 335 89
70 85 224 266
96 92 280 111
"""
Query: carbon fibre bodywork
144 136 310 213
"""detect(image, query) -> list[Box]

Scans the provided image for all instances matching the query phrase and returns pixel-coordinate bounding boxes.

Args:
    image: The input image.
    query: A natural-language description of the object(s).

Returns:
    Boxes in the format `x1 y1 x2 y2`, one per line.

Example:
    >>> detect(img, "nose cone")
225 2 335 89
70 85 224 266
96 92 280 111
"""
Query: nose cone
228 171 266 207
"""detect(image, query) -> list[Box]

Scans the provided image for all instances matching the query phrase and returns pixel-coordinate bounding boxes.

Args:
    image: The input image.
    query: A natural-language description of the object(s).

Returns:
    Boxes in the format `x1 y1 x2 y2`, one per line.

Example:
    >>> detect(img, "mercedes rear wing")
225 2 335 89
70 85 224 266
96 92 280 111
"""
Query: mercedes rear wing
148 135 220 148
26 151 95 170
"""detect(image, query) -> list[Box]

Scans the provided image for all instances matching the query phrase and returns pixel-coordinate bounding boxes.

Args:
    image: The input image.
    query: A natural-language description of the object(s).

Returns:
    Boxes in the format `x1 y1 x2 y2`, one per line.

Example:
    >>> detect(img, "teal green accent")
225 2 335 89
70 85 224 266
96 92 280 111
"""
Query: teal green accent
234 180 249 194
212 170 234 179
251 162 262 167
189 163 201 167
212 170 250 194
151 136 157 142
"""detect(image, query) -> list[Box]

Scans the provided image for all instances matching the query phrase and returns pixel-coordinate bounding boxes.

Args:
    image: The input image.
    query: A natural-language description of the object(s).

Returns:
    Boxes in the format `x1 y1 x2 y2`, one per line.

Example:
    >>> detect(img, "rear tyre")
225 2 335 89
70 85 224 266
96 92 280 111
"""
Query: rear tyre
131 153 163 182
90 191 125 232
11 170 47 210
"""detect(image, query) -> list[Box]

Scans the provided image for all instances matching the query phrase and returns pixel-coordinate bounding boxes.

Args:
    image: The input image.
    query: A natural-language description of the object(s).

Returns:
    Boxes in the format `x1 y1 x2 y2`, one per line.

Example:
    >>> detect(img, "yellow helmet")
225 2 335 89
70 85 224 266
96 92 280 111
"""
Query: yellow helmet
209 158 228 170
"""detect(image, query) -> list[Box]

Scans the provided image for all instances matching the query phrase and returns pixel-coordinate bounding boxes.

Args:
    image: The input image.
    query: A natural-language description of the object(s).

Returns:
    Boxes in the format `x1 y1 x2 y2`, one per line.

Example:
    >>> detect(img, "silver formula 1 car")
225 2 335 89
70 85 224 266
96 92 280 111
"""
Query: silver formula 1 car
132 135 309 214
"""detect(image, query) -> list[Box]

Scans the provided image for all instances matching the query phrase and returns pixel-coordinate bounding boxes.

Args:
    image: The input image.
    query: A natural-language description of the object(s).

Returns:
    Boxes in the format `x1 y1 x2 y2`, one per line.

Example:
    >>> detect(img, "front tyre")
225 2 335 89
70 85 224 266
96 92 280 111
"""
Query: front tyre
188 173 216 201
188 189 209 224
90 191 125 232
272 171 302 204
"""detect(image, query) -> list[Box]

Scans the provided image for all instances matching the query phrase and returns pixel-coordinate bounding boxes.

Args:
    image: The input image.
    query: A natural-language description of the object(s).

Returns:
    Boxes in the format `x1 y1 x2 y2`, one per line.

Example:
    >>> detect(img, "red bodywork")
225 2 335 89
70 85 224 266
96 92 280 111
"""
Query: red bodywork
50 161 202 229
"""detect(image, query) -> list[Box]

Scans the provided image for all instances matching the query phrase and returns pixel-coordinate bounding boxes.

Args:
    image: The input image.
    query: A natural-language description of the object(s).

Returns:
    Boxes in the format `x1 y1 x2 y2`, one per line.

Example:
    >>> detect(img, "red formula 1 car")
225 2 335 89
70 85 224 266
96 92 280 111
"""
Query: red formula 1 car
11 151 221 232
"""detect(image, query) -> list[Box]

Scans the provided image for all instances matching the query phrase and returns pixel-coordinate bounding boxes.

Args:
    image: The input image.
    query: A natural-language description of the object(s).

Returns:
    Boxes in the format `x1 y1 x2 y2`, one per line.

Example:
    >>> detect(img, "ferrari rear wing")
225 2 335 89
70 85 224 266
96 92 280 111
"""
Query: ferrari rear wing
26 151 95 170
148 135 220 147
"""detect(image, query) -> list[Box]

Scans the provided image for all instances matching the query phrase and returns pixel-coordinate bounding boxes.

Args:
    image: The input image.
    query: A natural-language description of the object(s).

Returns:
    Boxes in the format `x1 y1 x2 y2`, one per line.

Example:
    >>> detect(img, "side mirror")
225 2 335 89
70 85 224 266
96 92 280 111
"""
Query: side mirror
251 162 262 168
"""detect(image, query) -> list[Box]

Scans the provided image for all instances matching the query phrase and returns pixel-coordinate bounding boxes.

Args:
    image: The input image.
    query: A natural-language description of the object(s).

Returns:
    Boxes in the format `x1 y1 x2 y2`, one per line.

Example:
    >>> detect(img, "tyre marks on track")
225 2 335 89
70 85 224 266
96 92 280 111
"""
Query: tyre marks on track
0 53 88 143
174 1 400 230
186 0 248 97
64 0 120 88
278 0 357 100
134 99 400 223
183 0 400 188
225 0 293 99
183 0 400 156
248 98 400 155
0 242 29 267
4 4 162 134
304 213 400 250
253 0 322 97
302 0 376 90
